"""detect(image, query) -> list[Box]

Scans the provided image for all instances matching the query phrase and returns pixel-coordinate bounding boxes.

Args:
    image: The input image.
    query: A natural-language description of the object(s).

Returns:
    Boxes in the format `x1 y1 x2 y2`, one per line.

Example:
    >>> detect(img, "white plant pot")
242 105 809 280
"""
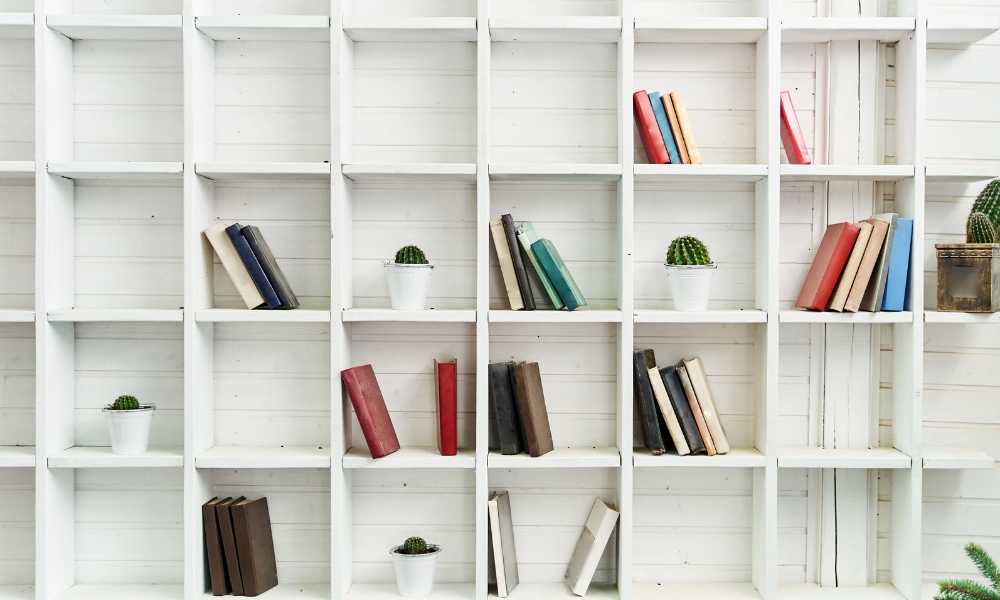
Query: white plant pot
665 264 717 311
385 263 435 310
102 405 156 455
390 545 442 598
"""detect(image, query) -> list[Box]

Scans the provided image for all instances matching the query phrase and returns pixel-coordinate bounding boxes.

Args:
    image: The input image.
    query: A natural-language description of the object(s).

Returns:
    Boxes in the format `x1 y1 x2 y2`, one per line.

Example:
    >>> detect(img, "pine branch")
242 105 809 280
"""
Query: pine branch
937 579 1000 600
966 542 1000 591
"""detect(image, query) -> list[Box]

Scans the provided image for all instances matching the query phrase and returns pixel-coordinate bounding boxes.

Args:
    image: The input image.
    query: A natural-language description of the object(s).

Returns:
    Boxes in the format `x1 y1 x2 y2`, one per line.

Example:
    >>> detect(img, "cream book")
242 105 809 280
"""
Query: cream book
681 357 730 455
489 491 519 598
647 366 691 455
670 91 701 164
490 219 524 311
827 221 874 312
566 497 619 596
203 221 266 310
844 218 889 313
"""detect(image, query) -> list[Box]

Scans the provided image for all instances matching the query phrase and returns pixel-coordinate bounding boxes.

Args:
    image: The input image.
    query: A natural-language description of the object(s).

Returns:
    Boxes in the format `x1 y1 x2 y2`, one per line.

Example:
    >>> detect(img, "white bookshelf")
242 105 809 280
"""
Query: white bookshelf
0 0 998 599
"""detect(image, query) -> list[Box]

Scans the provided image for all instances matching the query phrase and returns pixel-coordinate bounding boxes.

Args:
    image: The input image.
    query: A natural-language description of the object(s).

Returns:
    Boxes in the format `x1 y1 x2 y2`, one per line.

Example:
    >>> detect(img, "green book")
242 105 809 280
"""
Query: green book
516 223 564 310
530 238 587 311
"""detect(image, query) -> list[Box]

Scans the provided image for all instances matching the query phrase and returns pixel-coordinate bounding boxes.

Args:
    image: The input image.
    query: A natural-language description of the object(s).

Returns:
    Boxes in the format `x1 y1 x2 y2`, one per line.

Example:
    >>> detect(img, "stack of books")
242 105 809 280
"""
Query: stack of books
492 215 586 311
488 361 553 458
204 221 299 310
203 496 279 597
633 89 701 165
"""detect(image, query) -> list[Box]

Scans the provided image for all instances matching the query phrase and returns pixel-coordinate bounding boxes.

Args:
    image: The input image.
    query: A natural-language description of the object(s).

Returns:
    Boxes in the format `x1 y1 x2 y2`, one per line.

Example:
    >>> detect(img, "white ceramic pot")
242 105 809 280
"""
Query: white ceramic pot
385 263 435 310
390 545 442 598
103 405 156 455
665 264 717 311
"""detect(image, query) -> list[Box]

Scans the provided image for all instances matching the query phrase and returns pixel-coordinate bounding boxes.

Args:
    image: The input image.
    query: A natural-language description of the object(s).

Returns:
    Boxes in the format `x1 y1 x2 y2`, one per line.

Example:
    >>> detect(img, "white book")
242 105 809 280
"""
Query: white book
490 219 524 311
566 497 620 596
488 491 519 597
647 366 691 456
203 221 265 310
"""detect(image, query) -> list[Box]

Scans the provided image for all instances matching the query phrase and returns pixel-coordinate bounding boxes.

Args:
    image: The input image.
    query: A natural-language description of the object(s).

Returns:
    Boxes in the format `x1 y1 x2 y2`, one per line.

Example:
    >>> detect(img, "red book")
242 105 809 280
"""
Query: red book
780 91 811 165
435 359 458 456
796 222 862 311
341 365 400 458
633 90 670 165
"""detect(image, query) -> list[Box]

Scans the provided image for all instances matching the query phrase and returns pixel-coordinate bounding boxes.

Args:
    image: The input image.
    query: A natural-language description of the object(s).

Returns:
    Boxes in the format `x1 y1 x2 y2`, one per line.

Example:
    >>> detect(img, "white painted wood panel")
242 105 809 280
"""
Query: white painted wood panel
210 0 328 16
0 323 34 447
348 1 475 18
0 468 33 585
635 0 760 18
69 1 180 15
0 39 33 161
0 183 33 310
491 0 618 18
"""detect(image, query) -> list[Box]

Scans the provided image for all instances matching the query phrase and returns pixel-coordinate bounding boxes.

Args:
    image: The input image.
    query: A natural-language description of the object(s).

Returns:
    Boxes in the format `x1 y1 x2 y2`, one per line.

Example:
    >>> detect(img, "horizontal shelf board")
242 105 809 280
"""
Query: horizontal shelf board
488 447 621 469
343 309 476 323
0 446 35 468
923 446 995 469
490 17 622 43
634 163 767 182
0 13 33 39
635 17 768 44
343 17 478 42
48 309 183 322
0 161 34 179
55 585 183 600
0 310 34 323
48 446 183 468
778 584 905 600
343 163 477 182
925 165 1000 182
48 162 183 180
633 309 766 324
634 583 761 600
780 164 914 181
196 162 331 181
780 310 913 324
343 447 476 469
924 310 1000 324
196 446 331 469
489 310 622 323
633 447 765 468
489 583 617 599
490 163 622 181
46 15 182 40
781 18 915 43
777 447 912 469
196 15 331 41
0 586 34 600
195 309 332 323
202 584 330 599
927 18 1000 44
349 583 474 600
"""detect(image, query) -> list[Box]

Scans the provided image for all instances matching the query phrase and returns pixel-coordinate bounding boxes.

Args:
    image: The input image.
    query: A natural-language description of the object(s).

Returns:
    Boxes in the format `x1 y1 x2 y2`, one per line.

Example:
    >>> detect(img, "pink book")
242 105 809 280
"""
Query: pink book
342 365 400 458
780 91 811 165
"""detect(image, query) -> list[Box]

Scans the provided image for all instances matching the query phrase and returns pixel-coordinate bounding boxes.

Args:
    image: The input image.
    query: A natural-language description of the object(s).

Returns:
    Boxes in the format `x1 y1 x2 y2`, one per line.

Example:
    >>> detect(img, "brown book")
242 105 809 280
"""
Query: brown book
203 497 230 596
828 221 874 312
661 94 690 164
217 496 245 596
676 365 716 455
844 218 889 313
512 362 554 457
231 497 279 597
670 91 701 164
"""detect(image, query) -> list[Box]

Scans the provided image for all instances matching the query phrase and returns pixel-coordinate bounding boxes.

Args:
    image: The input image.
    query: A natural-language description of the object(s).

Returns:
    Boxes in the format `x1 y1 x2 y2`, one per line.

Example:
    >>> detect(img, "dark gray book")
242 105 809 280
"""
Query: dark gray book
659 366 707 455
216 496 245 596
502 214 535 310
489 362 522 455
633 349 668 455
507 361 528 453
240 225 299 309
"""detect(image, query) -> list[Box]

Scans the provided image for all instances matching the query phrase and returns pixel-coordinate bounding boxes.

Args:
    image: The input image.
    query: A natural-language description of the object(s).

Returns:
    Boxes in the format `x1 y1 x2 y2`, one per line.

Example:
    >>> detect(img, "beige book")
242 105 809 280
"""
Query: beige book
827 221 874 312
490 219 524 311
647 366 690 455
566 497 620 596
676 365 716 455
489 491 519 597
203 221 265 310
661 94 690 164
670 91 701 164
681 357 730 455
844 218 889 313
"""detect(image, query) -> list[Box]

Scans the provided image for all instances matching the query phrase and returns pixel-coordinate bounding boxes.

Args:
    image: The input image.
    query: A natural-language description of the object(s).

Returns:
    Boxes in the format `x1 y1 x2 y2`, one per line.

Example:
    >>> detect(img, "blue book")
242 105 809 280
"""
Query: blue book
530 238 587 311
649 92 682 165
226 223 282 309
881 218 913 312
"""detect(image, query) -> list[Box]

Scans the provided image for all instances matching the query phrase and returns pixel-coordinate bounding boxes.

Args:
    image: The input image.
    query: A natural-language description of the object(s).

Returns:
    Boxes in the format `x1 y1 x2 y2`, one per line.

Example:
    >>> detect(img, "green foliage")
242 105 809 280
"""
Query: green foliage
395 245 428 265
935 542 1000 600
967 180 1000 243
666 236 712 266
401 537 428 555
111 395 140 411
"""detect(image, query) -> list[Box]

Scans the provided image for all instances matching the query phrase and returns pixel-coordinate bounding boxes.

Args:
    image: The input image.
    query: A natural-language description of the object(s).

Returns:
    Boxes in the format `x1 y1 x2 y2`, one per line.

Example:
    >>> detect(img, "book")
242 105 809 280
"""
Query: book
435 359 458 456
633 90 670 164
659 366 707 455
512 362 554 457
203 497 230 596
488 491 519 598
662 94 690 164
676 364 716 456
670 91 702 164
794 222 862 311
516 223 565 309
881 218 913 312
502 214 535 311
779 91 811 165
203 222 266 310
649 91 681 165
341 365 400 459
647 366 691 456
531 238 587 311
507 361 529 454
633 349 668 455
231 497 278 597
844 218 889 313
491 219 525 311
860 213 899 312
680 357 730 455
216 496 245 596
566 498 620 597
827 221 874 312
226 223 282 310
240 224 299 309
489 362 522 455
643 349 674 452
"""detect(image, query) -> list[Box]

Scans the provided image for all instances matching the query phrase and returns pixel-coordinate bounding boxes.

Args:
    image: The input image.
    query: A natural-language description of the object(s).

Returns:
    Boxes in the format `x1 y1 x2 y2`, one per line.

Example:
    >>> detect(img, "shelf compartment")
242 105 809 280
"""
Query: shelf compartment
0 162 33 179
489 163 622 182
0 446 34 468
0 13 33 39
53 584 183 600
196 446 331 469
342 309 476 323
47 162 183 181
196 162 331 181
489 310 623 323
635 17 767 43
922 447 995 470
780 164 914 181
343 447 476 469
46 15 182 41
781 18 915 43
777 583 905 599
196 15 331 41
634 583 761 600
489 583 617 599
343 163 477 182
200 584 330 599
48 309 183 322
343 17 478 42
633 310 766 324
779 310 913 324
487 447 620 468
927 18 1000 44
777 447 912 469
925 165 1000 183
0 311 33 323
634 164 768 183
347 584 473 600
924 310 1000 324
490 17 622 43
633 447 765 468
195 309 332 323
48 446 183 468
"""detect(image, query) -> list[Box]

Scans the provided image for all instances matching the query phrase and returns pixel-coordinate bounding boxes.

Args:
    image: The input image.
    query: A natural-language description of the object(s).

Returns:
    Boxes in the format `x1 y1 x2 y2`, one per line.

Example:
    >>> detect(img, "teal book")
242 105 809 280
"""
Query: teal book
516 223 565 309
649 92 681 165
530 238 587 311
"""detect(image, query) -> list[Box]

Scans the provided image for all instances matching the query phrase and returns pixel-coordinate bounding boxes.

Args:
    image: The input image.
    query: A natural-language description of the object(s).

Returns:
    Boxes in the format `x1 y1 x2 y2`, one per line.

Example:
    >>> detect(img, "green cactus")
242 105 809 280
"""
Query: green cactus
966 179 1000 243
666 236 712 266
111 395 140 410
402 537 428 555
395 245 428 265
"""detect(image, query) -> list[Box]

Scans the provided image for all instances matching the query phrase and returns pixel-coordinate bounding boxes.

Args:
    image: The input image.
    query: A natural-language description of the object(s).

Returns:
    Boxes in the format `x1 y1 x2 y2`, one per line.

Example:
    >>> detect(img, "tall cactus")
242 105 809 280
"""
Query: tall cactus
395 245 428 265
666 236 712 266
967 179 1000 243
111 395 140 410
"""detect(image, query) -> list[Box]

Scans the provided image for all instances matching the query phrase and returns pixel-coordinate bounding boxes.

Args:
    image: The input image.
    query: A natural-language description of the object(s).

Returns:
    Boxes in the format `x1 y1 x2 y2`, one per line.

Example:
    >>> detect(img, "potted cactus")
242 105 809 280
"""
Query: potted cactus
385 245 435 310
102 395 156 455
389 536 442 598
664 236 717 311
936 179 1000 312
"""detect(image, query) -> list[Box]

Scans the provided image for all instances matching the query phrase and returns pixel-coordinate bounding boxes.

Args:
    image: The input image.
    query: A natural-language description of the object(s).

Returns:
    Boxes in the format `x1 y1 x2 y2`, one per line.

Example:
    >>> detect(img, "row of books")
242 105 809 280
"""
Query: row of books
492 215 587 311
633 89 702 165
489 361 553 457
795 213 913 313
490 491 620 598
633 351 731 456
205 221 300 310
203 496 278 597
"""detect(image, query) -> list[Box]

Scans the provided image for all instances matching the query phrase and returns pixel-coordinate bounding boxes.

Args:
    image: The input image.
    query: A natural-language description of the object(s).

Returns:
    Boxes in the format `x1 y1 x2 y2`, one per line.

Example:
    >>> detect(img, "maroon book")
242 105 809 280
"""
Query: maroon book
633 90 670 165
342 365 400 458
796 222 862 311
435 360 458 456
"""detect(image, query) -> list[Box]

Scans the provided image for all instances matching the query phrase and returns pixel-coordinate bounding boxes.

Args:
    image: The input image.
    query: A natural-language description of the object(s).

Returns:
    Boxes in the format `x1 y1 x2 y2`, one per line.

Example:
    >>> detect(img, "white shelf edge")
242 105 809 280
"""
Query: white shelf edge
487 447 621 469
634 582 760 600
201 584 330 600
924 310 1000 324
927 18 1000 44
47 162 184 180
780 310 913 324
781 17 915 43
925 165 1000 182
343 447 476 469
0 13 33 40
634 17 768 44
780 164 914 181
633 309 767 324
194 309 332 323
0 446 35 468
53 584 183 600
342 309 477 323
633 447 766 468
634 163 767 182
195 446 332 469
489 310 622 323
46 14 183 40
0 161 34 177
195 162 331 181
342 163 477 181
347 583 475 600
343 16 477 42
490 16 622 43
489 163 622 181
47 309 183 322
777 447 912 469
0 310 35 323
922 447 995 469
195 15 331 41
48 446 183 468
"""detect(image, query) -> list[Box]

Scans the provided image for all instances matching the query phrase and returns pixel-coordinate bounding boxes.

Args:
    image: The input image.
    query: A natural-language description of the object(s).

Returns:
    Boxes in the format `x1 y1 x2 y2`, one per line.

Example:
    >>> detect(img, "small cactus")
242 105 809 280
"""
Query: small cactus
402 537 428 555
111 395 140 410
395 245 428 265
666 236 712 266
967 179 1000 243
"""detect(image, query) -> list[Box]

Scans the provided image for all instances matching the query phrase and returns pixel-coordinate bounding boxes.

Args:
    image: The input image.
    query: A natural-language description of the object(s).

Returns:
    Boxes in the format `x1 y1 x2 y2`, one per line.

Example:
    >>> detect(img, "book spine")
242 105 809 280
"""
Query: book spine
647 366 690 455
683 357 730 455
632 90 670 164
491 219 525 311
845 219 889 313
225 223 282 309
795 222 861 311
502 214 535 310
633 350 667 454
489 363 521 454
217 499 244 596
518 362 554 457
531 239 587 310
827 222 874 312
670 91 701 164
660 366 707 455
649 92 680 165
677 365 716 455
230 502 257 597
435 360 458 456
516 224 564 309
881 218 913 311
241 225 299 309
203 500 230 596
507 362 529 452
861 214 899 312
204 222 265 309
341 367 399 458
662 94 690 164
779 91 812 165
